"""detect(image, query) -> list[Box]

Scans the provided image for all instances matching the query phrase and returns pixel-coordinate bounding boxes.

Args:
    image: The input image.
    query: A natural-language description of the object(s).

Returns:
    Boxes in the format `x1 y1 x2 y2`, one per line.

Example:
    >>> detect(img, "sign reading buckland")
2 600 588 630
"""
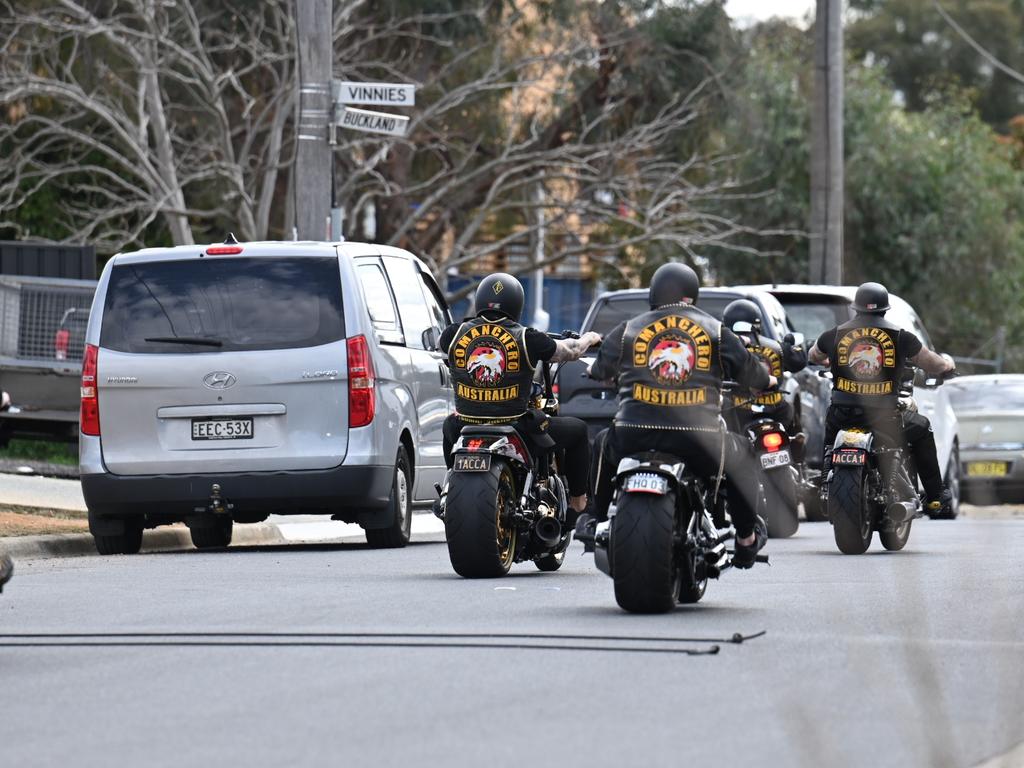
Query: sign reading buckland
334 106 410 137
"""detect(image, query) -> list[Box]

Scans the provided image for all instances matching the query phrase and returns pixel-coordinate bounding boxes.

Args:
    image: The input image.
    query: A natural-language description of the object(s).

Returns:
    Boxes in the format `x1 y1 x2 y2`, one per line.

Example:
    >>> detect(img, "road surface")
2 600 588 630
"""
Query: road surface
1 518 1022 768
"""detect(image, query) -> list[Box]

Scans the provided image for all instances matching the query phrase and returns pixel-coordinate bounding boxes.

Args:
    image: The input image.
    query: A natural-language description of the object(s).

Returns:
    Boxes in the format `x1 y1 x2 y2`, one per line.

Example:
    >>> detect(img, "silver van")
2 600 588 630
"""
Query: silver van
80 240 453 554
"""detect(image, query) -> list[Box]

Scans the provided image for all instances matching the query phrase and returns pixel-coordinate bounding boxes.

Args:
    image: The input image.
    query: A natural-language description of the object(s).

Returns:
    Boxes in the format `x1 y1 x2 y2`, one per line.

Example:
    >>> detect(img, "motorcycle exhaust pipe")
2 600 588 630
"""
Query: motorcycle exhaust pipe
532 515 562 548
886 501 917 523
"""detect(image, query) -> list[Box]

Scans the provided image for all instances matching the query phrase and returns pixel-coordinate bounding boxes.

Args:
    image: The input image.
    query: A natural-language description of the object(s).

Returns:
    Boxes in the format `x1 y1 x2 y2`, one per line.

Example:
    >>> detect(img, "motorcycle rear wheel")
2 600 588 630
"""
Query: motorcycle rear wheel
611 492 677 614
445 461 518 578
763 468 800 538
828 467 872 555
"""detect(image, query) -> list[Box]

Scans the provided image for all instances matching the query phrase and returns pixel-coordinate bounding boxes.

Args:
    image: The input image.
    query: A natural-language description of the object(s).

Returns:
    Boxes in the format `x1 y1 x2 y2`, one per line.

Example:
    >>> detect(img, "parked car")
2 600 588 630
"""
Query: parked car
0 275 96 445
945 374 1024 504
80 239 453 554
744 284 962 518
555 287 803 441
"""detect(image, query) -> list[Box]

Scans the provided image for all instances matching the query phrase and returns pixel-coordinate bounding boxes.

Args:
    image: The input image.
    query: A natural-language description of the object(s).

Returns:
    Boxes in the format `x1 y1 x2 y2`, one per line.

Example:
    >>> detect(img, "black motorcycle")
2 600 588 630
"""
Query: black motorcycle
592 384 768 614
824 367 949 555
441 334 575 578
744 415 801 538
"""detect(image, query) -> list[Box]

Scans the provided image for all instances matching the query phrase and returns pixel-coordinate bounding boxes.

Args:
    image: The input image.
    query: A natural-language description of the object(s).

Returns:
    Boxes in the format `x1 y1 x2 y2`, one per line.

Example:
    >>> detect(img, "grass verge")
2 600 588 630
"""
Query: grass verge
0 438 77 466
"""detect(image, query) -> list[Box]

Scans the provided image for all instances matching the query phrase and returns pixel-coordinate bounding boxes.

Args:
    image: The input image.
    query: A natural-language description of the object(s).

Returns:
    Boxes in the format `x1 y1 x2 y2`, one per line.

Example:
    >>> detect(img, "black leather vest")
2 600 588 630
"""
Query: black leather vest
615 306 725 428
448 317 534 422
826 316 906 408
732 335 783 410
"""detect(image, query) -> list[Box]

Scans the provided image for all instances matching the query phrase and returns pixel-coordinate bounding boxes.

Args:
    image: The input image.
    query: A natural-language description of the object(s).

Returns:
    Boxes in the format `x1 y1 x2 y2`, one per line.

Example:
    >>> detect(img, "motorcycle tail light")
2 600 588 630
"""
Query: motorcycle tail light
508 434 529 462
762 432 784 452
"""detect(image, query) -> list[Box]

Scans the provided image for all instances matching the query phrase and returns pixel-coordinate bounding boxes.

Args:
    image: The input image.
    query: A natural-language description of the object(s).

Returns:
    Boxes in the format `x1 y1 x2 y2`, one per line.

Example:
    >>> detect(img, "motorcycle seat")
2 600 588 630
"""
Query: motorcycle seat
459 425 518 437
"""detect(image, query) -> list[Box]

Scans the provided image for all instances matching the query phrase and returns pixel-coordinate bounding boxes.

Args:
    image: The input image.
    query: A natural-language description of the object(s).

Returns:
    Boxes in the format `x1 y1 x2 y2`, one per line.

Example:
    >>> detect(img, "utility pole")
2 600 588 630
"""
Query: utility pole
809 0 844 284
294 0 332 241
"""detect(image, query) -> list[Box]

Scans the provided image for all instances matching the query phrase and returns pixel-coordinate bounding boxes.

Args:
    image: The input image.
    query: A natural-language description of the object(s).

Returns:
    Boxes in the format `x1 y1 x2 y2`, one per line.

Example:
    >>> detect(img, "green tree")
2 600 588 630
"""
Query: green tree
848 0 1024 129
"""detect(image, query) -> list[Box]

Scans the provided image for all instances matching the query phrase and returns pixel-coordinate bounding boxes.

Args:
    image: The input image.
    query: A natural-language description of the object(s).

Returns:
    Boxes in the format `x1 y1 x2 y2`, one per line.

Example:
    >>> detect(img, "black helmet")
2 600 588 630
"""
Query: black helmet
474 272 525 321
852 282 890 314
723 299 762 333
649 262 700 309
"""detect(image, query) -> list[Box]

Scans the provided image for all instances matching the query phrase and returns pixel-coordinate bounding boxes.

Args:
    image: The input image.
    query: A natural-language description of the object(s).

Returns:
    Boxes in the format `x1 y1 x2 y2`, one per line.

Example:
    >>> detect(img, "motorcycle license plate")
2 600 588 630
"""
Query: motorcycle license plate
454 453 492 472
760 450 791 470
623 473 669 494
834 450 865 466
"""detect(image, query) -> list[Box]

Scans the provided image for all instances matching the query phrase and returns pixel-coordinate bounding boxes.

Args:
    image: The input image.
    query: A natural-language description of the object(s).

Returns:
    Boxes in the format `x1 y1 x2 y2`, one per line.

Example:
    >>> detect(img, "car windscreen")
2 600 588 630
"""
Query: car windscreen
101 257 345 353
947 381 1024 411
587 295 734 336
774 294 852 344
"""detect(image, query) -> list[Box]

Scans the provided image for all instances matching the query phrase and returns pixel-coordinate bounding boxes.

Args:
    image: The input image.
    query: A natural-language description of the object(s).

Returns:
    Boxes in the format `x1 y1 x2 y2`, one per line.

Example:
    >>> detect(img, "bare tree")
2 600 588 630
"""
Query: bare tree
331 1 790 299
0 0 295 251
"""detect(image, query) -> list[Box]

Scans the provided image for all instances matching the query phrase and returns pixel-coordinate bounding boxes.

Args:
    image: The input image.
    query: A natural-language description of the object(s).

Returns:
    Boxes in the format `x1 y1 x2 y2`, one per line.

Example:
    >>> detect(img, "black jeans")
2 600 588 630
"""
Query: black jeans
443 413 591 497
591 425 761 539
823 405 943 500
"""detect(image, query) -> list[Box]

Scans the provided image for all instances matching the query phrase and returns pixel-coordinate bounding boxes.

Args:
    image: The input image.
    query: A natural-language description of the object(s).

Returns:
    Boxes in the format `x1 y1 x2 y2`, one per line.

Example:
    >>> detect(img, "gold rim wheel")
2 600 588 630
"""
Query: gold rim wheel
495 472 516 568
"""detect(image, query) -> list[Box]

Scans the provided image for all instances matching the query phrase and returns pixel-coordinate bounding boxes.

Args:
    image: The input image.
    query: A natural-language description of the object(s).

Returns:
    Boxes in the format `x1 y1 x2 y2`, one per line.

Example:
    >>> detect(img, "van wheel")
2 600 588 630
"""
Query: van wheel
366 447 412 549
189 516 233 549
91 516 143 556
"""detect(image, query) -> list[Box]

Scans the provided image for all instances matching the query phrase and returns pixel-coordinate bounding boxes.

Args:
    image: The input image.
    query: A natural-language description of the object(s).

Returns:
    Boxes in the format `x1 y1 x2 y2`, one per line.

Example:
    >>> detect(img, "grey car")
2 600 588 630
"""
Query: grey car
80 240 453 554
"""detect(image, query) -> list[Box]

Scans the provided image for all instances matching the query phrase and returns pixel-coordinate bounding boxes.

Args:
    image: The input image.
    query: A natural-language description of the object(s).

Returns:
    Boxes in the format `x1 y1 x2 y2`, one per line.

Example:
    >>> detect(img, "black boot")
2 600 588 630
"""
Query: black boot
574 513 597 553
732 517 767 570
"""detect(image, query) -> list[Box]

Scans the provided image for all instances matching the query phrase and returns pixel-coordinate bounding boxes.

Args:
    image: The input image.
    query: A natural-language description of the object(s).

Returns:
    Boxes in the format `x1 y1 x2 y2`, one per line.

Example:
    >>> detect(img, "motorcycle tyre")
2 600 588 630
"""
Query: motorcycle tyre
829 467 872 555
611 491 677 614
445 460 518 578
763 468 800 538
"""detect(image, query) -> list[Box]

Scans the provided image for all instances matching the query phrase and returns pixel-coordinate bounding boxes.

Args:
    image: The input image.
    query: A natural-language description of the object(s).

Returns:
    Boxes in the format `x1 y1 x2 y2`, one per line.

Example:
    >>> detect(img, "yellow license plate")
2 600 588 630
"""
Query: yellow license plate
967 461 1009 477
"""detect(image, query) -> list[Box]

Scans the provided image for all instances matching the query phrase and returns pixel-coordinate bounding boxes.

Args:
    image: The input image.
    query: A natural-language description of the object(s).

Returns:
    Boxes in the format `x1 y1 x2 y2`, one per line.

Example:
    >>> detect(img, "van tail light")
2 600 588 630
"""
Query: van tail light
762 432 784 452
80 343 100 436
55 328 70 360
347 335 376 428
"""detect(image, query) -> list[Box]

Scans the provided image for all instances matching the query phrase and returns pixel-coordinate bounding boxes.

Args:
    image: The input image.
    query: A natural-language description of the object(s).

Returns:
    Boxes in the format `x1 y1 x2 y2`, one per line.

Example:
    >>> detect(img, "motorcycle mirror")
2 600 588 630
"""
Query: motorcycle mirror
789 332 806 348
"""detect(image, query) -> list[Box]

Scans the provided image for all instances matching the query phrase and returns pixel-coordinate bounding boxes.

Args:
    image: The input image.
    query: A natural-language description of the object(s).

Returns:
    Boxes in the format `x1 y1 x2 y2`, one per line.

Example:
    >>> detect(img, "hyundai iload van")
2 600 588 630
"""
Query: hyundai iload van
80 240 453 554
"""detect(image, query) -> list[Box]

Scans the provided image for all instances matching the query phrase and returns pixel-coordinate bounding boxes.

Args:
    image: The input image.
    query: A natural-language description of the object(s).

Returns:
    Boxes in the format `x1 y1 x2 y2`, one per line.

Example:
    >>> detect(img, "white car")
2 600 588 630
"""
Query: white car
738 284 962 519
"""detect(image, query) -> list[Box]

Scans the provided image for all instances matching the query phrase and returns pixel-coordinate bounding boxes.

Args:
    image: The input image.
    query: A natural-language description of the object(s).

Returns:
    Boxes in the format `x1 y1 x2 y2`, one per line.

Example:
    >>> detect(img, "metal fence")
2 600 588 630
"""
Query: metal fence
0 276 97 364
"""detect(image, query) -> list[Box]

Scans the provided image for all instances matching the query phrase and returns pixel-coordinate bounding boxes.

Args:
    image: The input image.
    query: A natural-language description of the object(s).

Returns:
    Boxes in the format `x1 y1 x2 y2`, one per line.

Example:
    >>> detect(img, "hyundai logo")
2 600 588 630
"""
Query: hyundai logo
203 371 237 389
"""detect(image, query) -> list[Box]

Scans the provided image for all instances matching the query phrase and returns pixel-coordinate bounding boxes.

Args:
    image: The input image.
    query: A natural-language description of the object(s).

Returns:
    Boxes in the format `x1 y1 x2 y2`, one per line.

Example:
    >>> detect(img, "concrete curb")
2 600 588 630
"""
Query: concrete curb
1 521 289 561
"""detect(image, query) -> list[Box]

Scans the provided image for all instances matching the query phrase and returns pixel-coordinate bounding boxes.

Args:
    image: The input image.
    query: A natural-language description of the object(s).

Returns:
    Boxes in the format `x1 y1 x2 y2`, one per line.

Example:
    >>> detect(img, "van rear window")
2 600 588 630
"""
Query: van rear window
101 257 344 353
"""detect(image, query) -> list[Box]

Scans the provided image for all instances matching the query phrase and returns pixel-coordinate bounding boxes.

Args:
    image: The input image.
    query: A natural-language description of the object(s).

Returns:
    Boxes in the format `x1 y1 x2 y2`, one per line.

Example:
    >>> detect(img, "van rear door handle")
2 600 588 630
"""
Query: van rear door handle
438 363 448 387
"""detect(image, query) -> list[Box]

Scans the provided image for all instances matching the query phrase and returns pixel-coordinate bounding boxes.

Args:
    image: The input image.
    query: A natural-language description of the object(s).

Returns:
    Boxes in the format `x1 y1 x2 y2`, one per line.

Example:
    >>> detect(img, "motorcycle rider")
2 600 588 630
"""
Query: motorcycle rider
807 281 956 514
721 298 807 436
581 262 777 568
438 273 601 523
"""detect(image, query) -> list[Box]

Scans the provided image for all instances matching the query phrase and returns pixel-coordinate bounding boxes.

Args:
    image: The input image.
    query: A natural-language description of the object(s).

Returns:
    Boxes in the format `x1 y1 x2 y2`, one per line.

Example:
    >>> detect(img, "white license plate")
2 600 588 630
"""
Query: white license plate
760 450 791 470
191 418 254 440
623 473 669 494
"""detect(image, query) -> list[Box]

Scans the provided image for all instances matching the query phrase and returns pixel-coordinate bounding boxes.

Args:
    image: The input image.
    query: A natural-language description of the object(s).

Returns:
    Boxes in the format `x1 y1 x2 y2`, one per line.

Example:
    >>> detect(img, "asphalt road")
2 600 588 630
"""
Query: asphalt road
1 518 1022 768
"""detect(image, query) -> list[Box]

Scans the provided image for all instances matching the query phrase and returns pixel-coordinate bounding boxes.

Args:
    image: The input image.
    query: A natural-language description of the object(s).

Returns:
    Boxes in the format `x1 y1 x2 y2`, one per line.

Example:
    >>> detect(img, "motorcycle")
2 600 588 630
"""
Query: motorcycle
592 383 768 614
744 415 801 538
823 367 949 554
440 333 576 578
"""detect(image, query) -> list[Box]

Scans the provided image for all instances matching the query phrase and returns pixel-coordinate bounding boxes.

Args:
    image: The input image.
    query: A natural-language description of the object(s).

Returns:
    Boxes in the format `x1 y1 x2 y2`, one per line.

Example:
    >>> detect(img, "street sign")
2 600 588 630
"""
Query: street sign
333 81 415 107
334 106 410 137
